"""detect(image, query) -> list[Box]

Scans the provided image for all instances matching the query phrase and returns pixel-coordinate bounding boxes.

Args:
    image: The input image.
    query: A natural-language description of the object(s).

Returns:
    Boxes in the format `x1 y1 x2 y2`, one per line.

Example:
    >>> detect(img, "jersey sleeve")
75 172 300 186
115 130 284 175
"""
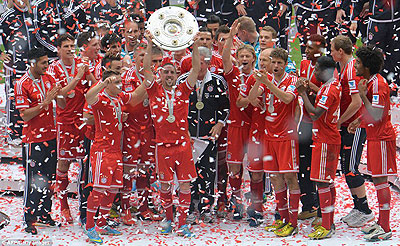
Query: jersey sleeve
178 79 195 98
348 67 360 94
121 91 132 105
370 83 387 109
180 57 191 74
316 87 336 110
285 76 298 97
15 81 30 110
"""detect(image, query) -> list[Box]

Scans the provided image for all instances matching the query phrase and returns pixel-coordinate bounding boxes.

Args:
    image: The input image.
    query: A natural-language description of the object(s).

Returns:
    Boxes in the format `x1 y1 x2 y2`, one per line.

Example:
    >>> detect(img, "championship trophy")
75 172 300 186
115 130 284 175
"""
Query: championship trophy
146 6 199 51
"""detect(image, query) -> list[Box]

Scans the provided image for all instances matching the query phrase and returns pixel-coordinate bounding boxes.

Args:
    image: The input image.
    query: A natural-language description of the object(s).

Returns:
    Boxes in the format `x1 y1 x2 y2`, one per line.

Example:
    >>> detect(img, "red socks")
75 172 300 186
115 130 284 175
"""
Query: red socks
375 182 391 232
56 169 69 210
178 189 191 227
275 187 289 223
250 179 263 212
160 188 173 222
96 191 117 227
86 189 104 230
289 189 300 227
229 168 243 202
136 174 150 213
318 186 332 230
329 183 336 226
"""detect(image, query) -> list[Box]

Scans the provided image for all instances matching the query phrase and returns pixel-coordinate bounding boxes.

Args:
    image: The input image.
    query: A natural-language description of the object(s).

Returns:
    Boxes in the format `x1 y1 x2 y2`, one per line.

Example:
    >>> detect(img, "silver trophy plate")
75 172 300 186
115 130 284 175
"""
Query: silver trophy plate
147 6 199 51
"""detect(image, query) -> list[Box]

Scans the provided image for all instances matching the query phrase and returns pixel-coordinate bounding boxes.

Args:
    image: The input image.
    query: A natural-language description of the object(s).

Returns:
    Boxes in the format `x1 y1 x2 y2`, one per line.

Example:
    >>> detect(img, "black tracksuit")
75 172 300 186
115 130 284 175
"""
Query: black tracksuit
178 70 230 214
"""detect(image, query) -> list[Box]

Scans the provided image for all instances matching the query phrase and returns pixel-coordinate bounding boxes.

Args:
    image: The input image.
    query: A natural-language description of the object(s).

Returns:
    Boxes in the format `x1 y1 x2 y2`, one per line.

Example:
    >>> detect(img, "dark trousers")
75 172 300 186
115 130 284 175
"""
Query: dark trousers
79 136 93 221
340 126 367 188
190 140 217 214
298 121 319 211
295 7 338 54
366 19 400 85
5 69 23 141
23 139 57 223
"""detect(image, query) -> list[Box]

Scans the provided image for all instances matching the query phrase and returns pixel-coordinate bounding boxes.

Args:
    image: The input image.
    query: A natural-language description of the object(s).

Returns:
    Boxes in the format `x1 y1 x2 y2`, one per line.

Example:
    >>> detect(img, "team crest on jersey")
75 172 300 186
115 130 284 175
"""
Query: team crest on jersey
368 32 374 40
159 173 164 180
210 66 216 73
125 85 133 92
16 96 24 104
204 93 209 99
176 91 182 97
372 95 379 104
101 177 107 184
29 160 35 168
319 95 328 105
46 82 51 89
240 84 247 91
207 85 214 92
60 150 65 156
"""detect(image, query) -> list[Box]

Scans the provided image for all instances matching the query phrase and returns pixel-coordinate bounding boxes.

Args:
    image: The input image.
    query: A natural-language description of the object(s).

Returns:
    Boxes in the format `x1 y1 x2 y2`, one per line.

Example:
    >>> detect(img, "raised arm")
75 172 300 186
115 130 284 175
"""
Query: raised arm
222 20 239 74
85 77 112 105
186 33 201 88
143 30 155 86
296 78 326 121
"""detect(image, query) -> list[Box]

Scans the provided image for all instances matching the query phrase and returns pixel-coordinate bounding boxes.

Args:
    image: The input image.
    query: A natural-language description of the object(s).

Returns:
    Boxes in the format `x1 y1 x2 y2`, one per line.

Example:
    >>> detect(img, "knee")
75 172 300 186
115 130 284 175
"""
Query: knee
283 173 299 188
228 164 241 176
179 182 191 192
345 174 364 189
161 183 172 192
251 172 264 183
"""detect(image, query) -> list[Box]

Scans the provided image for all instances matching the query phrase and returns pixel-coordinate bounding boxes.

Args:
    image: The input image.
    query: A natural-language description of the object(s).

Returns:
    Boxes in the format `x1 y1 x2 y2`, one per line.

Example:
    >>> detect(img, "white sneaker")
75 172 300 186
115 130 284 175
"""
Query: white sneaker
200 212 214 223
364 225 392 242
186 213 197 225
347 212 374 228
341 208 360 224
362 223 380 234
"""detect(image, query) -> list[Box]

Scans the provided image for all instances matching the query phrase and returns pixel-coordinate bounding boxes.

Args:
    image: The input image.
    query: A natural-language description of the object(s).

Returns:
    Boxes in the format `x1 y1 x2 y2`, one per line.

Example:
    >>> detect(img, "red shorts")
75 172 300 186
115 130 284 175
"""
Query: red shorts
91 151 123 189
247 130 264 172
57 122 85 160
263 140 299 173
367 140 397 177
310 143 340 183
226 126 250 165
155 142 197 183
123 127 155 167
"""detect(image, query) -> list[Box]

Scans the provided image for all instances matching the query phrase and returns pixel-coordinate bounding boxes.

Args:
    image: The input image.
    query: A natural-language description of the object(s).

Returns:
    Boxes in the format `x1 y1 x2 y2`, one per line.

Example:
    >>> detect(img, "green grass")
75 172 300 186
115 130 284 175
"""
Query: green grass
289 36 302 70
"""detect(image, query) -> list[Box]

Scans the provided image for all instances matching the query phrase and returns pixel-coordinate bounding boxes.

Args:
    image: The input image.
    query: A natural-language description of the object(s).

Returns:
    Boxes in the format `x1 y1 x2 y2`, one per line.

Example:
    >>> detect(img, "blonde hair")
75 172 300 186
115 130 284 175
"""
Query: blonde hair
237 16 256 33
8 0 31 11
236 44 257 65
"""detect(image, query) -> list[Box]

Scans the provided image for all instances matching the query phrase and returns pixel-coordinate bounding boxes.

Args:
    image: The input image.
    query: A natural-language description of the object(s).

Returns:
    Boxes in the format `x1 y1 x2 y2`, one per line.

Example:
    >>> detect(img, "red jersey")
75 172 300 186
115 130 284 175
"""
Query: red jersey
361 74 396 141
47 57 90 124
83 102 95 140
261 72 298 141
224 66 253 128
339 58 361 126
300 60 322 123
312 78 341 143
180 52 224 75
239 73 273 132
15 71 56 143
91 91 132 152
146 79 193 144
94 62 102 81
122 67 153 132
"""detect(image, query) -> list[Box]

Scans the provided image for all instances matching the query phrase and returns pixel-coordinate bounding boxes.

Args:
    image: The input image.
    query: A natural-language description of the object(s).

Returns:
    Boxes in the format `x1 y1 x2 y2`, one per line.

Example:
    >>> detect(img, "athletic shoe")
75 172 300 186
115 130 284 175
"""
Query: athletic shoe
230 197 244 220
186 213 197 225
35 216 61 227
298 209 318 220
364 225 392 242
200 212 214 223
347 211 374 228
160 220 173 234
274 222 298 237
24 222 37 235
96 225 122 236
311 217 322 227
61 208 73 224
308 225 334 240
121 209 135 226
265 219 286 232
361 223 381 234
341 208 360 224
109 208 119 219
247 208 263 227
86 226 103 244
138 209 163 221
80 217 86 228
177 224 195 238
106 218 120 228
216 202 228 218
